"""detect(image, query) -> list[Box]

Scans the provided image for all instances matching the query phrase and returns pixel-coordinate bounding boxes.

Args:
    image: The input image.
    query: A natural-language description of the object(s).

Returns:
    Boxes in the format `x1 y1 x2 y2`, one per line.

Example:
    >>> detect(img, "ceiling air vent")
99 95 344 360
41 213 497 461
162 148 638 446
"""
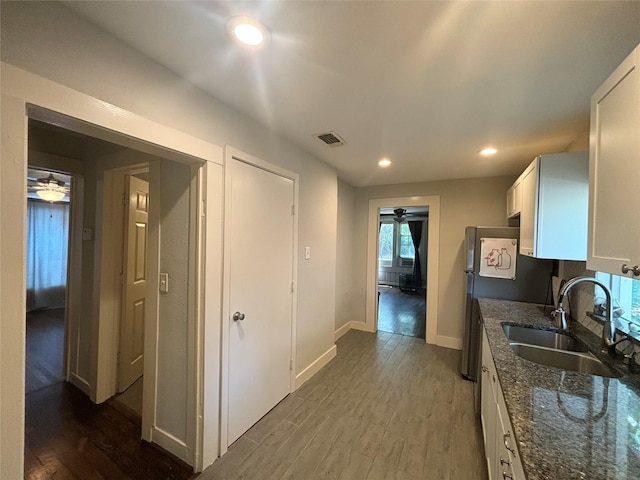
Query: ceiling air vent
314 131 345 147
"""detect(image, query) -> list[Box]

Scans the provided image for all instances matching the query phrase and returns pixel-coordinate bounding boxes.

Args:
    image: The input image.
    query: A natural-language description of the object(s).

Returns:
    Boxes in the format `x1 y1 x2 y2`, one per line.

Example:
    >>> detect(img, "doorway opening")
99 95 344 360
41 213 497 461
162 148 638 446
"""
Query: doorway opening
377 206 428 338
105 166 150 421
23 117 200 477
25 167 72 395
366 196 440 344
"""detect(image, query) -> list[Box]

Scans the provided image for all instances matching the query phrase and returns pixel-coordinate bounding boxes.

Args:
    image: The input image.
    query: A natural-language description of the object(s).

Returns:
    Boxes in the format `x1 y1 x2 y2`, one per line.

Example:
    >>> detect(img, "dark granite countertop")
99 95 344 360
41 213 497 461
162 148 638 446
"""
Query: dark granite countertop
478 298 640 480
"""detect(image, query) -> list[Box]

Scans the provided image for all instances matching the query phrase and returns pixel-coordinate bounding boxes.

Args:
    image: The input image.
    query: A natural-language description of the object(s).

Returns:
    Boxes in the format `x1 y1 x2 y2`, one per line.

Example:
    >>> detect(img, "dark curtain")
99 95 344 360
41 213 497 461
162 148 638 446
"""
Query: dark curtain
408 221 423 287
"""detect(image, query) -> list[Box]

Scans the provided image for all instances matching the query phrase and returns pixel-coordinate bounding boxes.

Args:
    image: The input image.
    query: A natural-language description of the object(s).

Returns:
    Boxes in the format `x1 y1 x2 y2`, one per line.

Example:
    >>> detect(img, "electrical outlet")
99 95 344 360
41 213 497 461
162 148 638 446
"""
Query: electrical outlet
305 246 311 260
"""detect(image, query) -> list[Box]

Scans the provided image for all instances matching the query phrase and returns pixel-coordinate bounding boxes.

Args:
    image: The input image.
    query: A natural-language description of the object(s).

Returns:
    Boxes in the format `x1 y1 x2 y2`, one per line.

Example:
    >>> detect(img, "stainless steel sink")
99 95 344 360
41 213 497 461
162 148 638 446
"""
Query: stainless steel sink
509 343 621 378
502 324 589 352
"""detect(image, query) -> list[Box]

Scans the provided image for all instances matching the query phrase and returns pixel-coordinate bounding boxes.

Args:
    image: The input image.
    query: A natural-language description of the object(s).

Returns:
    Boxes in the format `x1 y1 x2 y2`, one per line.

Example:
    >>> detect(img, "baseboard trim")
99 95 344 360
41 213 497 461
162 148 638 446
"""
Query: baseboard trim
151 426 190 464
350 321 371 332
334 322 352 341
295 344 337 389
437 335 462 350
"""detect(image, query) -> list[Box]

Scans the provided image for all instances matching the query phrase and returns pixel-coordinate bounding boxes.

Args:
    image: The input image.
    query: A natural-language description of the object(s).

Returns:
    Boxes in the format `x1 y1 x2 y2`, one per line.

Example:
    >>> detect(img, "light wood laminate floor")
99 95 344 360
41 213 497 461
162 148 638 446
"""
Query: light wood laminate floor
200 330 487 480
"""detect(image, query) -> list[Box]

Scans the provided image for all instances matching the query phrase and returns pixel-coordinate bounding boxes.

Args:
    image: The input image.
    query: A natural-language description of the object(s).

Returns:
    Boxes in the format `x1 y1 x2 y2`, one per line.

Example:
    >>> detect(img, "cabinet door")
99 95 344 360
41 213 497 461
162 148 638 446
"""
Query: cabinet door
506 180 522 218
519 160 538 256
481 330 497 480
496 388 526 480
495 404 518 480
506 186 515 218
588 46 640 276
513 181 522 218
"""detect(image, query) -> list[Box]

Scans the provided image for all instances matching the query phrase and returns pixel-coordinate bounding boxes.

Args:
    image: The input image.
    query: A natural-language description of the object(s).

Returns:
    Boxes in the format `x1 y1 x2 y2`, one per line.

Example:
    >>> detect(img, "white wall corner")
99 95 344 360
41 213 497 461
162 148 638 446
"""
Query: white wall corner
295 344 337 389
436 335 463 350
349 321 372 333
334 321 352 341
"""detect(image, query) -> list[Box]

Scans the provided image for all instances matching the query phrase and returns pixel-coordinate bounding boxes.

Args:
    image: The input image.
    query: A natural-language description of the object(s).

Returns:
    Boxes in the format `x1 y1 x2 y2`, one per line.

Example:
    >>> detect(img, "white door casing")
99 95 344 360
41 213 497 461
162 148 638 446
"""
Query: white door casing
118 175 149 392
223 148 297 447
2 65 224 473
366 196 440 345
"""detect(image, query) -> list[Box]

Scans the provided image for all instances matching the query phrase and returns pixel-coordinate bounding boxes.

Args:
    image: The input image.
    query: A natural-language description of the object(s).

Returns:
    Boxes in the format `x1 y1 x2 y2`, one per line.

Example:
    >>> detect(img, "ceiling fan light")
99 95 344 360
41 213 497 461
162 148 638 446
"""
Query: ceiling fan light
37 188 66 202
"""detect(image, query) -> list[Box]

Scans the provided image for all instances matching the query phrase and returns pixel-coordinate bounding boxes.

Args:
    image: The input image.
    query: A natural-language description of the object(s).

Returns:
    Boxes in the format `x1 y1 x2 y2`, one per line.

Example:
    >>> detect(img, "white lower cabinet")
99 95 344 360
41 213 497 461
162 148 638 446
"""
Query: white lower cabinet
481 328 526 480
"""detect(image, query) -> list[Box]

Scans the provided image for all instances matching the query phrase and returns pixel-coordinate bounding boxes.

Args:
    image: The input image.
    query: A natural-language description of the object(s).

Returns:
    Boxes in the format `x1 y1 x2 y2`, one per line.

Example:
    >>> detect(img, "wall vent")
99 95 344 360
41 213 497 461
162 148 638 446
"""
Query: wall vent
314 131 345 147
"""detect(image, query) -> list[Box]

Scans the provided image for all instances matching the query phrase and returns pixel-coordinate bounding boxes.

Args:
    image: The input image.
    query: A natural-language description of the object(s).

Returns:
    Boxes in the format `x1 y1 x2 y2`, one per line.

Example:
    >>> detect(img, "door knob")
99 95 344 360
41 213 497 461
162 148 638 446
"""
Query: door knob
233 311 245 321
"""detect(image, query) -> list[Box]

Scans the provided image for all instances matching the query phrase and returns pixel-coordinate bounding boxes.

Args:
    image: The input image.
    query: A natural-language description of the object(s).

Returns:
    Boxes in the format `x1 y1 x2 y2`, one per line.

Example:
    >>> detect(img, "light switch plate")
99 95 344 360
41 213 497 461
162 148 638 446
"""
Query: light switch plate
159 273 169 293
305 246 311 260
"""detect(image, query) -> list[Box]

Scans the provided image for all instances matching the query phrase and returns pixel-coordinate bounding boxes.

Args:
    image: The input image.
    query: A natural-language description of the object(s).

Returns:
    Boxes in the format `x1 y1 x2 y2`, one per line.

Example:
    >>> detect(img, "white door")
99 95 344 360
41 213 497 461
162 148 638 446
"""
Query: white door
227 158 294 445
118 175 149 392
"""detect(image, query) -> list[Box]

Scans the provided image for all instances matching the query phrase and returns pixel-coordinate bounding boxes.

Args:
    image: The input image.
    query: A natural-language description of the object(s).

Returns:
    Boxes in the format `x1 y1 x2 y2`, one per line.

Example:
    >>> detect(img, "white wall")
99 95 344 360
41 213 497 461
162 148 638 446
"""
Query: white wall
1 0 338 473
335 180 355 331
0 94 28 480
352 176 514 341
156 158 192 443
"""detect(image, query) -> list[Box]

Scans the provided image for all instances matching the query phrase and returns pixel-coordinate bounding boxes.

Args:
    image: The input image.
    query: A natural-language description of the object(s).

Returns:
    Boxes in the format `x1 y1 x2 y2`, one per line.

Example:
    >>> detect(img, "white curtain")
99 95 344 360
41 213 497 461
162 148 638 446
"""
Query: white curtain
26 200 70 311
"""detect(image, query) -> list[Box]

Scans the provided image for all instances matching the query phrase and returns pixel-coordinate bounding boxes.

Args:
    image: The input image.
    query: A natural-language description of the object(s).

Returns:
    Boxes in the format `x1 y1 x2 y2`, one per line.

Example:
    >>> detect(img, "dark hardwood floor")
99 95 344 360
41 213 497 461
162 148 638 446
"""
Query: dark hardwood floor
26 308 65 394
377 286 426 339
25 309 194 479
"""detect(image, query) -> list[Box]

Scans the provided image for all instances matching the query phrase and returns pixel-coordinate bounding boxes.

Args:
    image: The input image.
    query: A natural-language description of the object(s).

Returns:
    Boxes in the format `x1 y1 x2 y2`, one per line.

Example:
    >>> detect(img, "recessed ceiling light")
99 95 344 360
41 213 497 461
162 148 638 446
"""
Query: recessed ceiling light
227 16 270 47
478 147 498 156
378 158 392 168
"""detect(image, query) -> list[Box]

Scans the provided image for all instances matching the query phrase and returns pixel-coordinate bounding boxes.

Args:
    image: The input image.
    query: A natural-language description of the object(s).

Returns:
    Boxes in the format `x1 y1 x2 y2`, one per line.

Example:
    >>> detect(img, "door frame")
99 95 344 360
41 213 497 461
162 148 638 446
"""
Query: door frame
366 196 440 344
97 164 148 402
1 63 224 475
220 145 299 455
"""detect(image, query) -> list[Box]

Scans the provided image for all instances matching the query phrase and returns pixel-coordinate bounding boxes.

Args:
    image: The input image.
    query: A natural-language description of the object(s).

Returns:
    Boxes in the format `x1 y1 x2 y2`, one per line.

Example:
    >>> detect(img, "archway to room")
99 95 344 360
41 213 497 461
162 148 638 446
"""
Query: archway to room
366 195 440 345
377 206 428 339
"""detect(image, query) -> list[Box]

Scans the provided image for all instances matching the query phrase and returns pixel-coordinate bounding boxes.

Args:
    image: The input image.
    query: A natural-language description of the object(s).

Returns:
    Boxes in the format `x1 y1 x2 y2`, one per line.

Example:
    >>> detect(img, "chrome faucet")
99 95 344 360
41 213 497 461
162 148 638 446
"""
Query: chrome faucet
554 276 626 350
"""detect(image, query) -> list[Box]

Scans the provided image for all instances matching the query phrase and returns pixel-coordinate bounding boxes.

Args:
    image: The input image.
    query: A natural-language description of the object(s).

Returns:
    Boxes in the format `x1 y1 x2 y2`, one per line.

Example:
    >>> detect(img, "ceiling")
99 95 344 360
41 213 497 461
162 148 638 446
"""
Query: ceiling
62 1 640 187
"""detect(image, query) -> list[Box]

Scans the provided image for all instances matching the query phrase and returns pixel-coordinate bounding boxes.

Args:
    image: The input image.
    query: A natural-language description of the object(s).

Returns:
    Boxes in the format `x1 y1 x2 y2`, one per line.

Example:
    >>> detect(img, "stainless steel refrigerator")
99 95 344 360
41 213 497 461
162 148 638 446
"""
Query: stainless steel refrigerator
460 226 553 384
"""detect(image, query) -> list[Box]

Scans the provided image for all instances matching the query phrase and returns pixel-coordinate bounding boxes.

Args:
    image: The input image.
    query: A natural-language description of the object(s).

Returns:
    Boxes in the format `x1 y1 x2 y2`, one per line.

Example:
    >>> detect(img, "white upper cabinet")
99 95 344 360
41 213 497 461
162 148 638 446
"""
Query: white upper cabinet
510 152 589 260
506 178 522 218
588 44 640 277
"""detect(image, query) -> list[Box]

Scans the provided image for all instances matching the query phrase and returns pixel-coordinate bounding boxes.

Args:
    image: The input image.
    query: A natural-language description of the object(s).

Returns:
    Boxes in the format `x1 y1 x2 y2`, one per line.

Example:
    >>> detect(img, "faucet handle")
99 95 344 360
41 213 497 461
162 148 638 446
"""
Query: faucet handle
625 351 640 373
552 306 568 330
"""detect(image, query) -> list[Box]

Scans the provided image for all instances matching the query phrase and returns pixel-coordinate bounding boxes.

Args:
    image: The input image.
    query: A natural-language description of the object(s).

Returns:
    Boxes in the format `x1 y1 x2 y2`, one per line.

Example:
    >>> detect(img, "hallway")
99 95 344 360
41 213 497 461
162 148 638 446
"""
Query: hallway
200 329 486 479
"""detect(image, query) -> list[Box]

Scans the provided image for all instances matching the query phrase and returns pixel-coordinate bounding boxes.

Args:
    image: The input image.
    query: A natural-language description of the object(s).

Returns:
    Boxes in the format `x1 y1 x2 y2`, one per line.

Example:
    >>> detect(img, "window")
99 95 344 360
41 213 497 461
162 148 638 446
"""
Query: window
398 223 415 259
595 271 640 329
378 221 416 267
378 223 394 267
